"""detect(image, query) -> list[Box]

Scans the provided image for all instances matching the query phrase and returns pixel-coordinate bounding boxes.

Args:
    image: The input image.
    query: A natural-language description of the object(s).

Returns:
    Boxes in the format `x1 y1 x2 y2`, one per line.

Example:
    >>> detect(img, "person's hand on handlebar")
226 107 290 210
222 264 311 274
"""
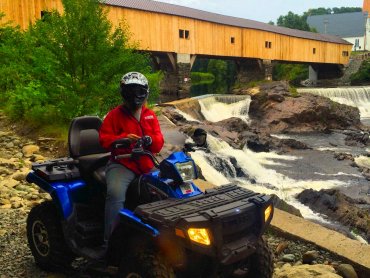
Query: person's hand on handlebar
127 133 141 142
142 135 152 147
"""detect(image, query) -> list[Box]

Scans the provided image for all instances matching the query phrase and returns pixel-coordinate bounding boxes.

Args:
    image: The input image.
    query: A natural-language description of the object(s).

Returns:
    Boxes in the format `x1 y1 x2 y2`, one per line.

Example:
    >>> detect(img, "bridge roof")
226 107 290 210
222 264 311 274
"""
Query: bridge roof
104 0 352 45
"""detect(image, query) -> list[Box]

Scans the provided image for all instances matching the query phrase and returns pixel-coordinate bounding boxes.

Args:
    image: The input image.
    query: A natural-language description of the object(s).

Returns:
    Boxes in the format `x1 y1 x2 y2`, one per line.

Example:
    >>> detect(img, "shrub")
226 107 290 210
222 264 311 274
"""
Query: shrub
350 59 370 85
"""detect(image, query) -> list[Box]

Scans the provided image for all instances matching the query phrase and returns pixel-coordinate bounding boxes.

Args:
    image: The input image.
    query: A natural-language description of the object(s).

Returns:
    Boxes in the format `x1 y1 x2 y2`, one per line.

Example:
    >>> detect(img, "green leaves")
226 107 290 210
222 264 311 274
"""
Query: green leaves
277 11 311 31
0 0 161 127
350 60 370 85
273 64 308 86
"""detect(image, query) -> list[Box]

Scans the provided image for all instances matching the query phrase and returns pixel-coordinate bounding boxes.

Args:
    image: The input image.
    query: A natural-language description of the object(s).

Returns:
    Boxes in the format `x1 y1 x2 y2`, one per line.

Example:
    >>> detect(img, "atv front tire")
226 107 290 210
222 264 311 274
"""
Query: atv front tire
27 201 75 270
117 251 175 278
248 238 274 278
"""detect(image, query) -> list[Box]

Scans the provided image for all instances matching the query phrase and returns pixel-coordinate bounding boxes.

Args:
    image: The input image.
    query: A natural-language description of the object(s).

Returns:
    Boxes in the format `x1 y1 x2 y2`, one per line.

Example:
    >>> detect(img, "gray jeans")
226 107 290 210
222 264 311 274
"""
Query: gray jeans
104 162 135 242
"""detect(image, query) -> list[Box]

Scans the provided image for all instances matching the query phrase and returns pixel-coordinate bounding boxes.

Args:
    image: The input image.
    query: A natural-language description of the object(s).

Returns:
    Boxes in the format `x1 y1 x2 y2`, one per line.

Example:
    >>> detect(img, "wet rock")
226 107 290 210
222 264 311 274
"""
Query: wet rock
249 82 361 134
297 189 370 242
344 130 370 147
302 250 320 264
334 153 354 161
336 264 358 278
278 138 310 150
271 194 302 217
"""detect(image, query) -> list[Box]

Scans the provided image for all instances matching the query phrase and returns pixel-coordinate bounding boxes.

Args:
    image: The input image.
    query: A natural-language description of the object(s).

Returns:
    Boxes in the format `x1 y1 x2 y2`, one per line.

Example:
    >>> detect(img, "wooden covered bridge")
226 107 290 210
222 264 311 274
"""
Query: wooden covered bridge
1 0 352 98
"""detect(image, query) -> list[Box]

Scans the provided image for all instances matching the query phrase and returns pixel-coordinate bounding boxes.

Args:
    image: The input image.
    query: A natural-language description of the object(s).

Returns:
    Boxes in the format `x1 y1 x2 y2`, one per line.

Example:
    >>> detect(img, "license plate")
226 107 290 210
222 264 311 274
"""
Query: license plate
180 183 194 195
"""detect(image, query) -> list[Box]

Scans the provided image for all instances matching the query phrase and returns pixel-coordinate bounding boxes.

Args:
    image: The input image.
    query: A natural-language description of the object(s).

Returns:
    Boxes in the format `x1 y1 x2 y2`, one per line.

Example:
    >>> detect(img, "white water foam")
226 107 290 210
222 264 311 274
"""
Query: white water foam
175 109 200 122
298 86 370 121
198 95 251 123
191 134 346 222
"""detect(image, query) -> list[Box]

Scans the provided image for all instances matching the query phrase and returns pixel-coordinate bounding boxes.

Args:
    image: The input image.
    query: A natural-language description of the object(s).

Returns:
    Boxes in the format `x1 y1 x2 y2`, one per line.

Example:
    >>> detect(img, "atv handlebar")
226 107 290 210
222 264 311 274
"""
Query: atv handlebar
113 138 160 168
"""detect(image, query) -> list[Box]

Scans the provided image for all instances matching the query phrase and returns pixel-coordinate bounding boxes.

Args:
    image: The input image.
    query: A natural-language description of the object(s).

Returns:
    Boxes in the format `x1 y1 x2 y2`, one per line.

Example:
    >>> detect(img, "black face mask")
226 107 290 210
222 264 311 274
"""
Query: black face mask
121 84 149 109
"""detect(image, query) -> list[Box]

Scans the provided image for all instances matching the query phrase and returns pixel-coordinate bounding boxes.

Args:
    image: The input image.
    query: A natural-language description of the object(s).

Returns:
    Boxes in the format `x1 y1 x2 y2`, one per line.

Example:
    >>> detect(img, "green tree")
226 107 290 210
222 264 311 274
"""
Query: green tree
350 60 370 85
277 11 311 31
332 7 362 14
1 0 161 126
273 63 308 86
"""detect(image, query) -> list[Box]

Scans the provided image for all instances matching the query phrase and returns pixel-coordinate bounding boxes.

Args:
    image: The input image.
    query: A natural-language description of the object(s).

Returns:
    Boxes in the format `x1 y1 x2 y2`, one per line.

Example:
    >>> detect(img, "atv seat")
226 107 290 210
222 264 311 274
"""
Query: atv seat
68 116 109 185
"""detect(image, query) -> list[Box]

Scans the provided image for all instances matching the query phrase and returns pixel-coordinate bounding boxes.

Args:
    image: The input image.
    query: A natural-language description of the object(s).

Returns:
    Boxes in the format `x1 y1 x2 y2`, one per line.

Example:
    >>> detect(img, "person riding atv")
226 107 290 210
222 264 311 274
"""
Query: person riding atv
99 72 164 249
25 73 274 277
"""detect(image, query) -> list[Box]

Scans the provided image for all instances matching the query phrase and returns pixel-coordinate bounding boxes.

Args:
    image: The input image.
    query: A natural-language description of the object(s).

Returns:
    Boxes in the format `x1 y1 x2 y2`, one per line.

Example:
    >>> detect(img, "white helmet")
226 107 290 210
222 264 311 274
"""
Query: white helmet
120 72 149 109
121 72 149 88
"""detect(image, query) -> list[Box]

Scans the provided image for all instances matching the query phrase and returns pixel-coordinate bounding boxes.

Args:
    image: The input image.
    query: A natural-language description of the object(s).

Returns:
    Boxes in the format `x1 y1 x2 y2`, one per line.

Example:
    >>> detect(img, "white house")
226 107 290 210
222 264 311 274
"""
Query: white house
307 12 369 51
307 0 370 51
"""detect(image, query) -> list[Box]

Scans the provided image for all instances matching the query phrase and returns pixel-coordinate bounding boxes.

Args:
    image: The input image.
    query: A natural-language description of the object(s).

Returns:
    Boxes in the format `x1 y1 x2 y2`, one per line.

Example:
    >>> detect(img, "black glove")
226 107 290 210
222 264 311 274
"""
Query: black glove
142 135 152 147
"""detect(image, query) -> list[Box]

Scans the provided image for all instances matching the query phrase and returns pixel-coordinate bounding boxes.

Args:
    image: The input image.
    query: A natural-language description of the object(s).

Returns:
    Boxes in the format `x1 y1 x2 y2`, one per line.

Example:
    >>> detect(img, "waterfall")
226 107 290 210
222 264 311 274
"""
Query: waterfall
190 134 345 222
298 86 370 123
196 95 251 123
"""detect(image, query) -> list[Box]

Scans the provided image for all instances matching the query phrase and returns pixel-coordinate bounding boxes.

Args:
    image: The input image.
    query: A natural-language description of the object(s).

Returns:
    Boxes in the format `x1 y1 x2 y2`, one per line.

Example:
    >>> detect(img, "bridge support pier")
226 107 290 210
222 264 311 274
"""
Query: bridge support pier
236 59 265 84
153 53 193 102
177 53 192 100
309 65 318 86
236 59 273 84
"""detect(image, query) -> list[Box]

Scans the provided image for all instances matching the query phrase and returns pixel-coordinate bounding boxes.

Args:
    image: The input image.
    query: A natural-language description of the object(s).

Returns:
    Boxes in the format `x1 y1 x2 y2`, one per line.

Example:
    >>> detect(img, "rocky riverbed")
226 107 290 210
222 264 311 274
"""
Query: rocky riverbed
0 110 363 277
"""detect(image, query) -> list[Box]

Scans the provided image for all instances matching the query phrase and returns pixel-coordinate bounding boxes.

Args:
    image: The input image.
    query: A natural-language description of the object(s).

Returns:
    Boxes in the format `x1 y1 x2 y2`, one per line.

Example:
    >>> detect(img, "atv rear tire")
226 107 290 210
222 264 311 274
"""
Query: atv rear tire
27 201 75 271
248 238 274 278
117 251 175 278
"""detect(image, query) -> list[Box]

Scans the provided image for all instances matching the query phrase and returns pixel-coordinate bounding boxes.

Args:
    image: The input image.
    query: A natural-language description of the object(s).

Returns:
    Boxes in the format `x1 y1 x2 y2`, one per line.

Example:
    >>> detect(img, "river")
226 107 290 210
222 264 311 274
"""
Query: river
177 87 370 239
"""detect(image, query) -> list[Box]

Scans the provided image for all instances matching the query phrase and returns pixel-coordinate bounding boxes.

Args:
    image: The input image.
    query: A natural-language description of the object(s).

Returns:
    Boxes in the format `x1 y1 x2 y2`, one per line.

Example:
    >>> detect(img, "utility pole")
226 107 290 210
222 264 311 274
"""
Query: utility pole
323 19 329 34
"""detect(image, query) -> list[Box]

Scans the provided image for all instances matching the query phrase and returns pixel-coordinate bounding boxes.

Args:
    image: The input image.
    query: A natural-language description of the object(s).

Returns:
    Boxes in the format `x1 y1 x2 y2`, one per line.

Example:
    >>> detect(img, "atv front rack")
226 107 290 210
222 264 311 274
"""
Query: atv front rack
134 184 273 265
135 184 268 224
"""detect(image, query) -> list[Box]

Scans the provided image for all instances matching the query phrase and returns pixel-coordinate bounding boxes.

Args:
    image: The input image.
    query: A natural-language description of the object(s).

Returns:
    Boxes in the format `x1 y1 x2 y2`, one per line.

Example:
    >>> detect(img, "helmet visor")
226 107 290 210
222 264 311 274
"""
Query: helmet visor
122 84 149 107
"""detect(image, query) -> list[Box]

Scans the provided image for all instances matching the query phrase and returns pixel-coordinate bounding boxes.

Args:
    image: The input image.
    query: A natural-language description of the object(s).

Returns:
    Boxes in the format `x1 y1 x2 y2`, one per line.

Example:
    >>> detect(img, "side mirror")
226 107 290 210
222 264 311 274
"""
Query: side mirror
192 128 207 147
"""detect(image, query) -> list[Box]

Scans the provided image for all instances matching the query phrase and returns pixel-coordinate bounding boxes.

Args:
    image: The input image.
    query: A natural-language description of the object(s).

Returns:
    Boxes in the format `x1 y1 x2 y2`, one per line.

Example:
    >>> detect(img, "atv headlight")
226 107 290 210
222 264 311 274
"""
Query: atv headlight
175 161 196 182
188 228 211 246
264 204 273 222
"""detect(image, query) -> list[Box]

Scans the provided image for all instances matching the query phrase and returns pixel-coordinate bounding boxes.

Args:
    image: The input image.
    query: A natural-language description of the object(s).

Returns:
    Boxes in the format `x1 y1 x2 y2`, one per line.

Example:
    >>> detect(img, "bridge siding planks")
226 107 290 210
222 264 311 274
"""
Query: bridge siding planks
1 0 352 65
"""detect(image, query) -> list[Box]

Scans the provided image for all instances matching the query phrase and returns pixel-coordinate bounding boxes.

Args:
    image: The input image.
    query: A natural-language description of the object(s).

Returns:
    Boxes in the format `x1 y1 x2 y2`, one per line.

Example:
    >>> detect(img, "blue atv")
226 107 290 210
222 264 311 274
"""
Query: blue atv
26 116 274 277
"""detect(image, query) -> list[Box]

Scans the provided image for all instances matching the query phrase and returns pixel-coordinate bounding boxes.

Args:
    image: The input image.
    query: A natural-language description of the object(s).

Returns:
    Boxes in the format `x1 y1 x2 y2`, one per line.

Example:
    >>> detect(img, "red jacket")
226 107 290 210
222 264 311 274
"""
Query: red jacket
99 105 164 175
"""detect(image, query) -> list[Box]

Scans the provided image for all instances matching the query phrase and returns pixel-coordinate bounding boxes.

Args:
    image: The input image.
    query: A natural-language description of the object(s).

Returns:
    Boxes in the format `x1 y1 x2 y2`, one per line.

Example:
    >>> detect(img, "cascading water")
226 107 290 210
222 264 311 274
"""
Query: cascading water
190 134 344 222
196 95 251 123
177 93 369 243
298 86 370 124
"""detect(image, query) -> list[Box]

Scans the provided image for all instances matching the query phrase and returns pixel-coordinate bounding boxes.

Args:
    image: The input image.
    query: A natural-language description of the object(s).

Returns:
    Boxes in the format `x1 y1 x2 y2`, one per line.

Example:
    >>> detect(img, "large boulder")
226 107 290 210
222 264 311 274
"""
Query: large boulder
297 188 370 242
249 82 361 133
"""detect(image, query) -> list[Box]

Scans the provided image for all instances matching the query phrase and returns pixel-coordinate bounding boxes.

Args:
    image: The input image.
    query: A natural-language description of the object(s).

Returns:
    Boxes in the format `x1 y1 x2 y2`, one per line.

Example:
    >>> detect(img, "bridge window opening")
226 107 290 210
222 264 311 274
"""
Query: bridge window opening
342 51 349 57
185 30 190 39
313 48 316 54
231 37 235 44
179 29 190 39
265 41 272 48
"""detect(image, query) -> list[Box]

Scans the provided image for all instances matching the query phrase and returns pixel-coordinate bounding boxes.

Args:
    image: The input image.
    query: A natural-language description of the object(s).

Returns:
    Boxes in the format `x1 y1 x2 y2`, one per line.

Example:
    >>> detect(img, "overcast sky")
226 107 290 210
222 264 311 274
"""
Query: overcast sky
156 0 364 23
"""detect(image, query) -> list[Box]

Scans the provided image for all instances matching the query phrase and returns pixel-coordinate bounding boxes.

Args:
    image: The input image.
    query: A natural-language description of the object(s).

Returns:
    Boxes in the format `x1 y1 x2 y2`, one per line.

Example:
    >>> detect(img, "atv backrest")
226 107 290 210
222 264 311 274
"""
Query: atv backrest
68 116 106 158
